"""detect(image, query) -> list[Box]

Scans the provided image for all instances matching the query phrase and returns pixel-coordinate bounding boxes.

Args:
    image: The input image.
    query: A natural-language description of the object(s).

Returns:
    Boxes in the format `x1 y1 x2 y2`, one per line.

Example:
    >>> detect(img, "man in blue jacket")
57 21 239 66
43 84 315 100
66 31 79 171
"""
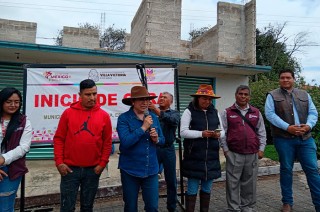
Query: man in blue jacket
149 91 180 212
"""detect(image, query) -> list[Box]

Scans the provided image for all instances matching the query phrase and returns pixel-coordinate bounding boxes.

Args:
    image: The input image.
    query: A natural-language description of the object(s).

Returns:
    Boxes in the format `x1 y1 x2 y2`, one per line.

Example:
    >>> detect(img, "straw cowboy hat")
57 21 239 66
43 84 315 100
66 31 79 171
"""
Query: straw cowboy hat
122 86 158 106
190 84 221 99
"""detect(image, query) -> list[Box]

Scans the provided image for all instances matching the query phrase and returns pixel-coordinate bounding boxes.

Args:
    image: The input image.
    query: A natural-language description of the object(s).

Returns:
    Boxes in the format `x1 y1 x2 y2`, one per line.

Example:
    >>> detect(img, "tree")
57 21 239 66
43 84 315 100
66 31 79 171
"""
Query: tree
255 22 313 84
55 30 63 46
188 26 210 41
251 23 320 154
54 23 126 50
100 24 126 50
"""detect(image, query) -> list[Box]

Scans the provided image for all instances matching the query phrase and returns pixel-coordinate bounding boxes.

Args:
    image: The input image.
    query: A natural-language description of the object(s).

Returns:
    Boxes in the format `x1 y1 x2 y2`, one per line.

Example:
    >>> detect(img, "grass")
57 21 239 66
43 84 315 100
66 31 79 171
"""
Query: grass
264 145 279 161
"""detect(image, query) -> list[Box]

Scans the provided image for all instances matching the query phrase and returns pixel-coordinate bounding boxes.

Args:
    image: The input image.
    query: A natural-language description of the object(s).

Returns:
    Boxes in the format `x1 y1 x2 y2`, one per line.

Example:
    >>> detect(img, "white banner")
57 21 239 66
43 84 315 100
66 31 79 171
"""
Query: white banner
26 67 175 144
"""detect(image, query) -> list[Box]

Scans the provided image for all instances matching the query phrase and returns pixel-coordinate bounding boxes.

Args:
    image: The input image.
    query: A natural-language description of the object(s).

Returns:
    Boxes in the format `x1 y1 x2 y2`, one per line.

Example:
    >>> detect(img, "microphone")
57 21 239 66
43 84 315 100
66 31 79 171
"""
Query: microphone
144 110 153 131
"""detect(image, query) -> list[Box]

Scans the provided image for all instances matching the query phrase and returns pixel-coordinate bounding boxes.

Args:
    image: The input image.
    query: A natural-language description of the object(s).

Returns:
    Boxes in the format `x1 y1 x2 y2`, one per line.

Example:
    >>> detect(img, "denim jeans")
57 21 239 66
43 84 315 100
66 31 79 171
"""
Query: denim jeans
187 177 213 195
120 170 159 212
60 166 100 212
157 145 177 211
0 166 22 212
274 136 320 208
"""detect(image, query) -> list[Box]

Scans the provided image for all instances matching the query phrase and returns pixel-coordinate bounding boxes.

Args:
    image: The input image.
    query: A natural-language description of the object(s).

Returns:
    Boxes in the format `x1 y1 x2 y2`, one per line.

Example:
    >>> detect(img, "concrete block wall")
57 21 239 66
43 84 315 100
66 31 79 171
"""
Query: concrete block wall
216 2 245 63
175 0 256 64
129 1 148 53
245 0 256 65
190 26 219 61
62 26 99 49
216 0 256 64
129 0 182 58
0 18 36 43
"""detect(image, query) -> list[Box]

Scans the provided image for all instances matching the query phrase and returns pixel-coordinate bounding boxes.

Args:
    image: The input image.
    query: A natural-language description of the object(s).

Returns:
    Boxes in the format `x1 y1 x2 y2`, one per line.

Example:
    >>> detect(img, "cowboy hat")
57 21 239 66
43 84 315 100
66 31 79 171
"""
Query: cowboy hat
122 86 158 106
190 84 221 99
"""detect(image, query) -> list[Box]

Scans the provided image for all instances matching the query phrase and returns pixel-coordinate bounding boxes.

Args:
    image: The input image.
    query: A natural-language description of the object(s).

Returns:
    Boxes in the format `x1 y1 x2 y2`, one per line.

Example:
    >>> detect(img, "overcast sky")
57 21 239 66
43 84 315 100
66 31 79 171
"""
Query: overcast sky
0 0 319 84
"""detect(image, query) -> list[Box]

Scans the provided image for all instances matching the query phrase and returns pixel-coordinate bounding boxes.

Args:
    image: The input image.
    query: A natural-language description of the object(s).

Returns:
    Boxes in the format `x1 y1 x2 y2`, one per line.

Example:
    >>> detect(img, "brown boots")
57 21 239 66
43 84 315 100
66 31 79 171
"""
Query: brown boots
185 194 197 212
185 191 211 212
200 191 210 212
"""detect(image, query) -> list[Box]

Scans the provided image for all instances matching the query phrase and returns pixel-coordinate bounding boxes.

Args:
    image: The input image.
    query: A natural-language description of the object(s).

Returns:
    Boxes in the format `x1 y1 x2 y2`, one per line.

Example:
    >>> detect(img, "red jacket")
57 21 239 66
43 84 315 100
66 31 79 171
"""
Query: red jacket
54 101 112 168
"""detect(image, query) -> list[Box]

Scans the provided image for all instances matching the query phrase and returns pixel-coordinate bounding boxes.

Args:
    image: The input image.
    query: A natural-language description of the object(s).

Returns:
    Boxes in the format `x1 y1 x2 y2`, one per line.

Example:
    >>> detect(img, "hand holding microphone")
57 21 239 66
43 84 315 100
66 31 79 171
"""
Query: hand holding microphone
142 110 153 132
142 110 158 144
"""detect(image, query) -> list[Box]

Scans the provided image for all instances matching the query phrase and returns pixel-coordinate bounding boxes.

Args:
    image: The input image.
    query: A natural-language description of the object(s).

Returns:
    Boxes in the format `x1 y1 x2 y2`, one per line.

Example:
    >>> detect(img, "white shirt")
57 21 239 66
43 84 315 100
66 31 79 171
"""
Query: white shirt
180 108 225 140
0 117 32 165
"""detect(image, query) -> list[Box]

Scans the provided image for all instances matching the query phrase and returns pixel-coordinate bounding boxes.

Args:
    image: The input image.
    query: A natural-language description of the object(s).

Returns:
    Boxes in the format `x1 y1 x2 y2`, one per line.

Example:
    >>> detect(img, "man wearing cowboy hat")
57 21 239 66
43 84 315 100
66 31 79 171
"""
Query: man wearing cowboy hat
220 85 266 212
180 84 225 212
117 85 165 212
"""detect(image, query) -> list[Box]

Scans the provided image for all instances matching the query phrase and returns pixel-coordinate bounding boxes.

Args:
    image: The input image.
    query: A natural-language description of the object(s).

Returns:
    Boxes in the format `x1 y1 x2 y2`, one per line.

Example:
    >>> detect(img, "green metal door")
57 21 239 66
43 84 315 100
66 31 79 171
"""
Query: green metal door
175 76 216 148
0 62 54 159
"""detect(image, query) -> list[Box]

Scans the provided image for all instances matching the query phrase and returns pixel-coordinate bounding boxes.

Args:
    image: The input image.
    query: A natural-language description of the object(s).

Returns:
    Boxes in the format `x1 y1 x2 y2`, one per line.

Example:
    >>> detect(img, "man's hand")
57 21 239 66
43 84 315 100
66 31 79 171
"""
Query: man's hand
299 124 311 133
94 165 104 175
287 124 309 136
258 150 264 159
57 164 73 176
148 102 160 116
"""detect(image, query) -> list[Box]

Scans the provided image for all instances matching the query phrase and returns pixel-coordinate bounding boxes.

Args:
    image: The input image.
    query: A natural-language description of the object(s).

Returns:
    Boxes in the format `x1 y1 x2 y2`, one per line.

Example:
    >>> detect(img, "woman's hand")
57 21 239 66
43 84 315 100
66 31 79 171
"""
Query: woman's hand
212 131 221 139
0 155 5 166
202 130 221 138
149 128 158 144
202 130 213 138
141 115 153 132
0 169 8 181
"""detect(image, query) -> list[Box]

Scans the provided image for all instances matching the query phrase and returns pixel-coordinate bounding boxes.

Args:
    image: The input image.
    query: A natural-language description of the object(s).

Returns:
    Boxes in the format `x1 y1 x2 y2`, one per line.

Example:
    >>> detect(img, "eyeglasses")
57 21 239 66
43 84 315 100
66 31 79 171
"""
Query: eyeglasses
136 98 150 102
5 100 21 105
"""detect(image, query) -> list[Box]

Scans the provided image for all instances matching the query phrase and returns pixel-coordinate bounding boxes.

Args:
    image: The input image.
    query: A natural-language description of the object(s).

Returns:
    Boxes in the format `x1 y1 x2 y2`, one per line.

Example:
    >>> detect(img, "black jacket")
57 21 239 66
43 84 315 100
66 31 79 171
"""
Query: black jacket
182 102 221 180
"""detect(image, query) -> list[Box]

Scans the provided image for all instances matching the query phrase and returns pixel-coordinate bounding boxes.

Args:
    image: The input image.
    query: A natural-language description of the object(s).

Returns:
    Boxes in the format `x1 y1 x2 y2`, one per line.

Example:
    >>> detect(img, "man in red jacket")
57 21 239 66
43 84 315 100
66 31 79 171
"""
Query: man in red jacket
54 79 112 212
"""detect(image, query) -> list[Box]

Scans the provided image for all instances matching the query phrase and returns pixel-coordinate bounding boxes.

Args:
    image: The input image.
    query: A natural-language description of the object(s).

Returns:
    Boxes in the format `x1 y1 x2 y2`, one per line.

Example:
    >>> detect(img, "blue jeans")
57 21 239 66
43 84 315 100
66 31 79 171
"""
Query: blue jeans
60 166 100 212
274 136 320 208
157 145 177 211
187 177 213 195
0 166 22 212
120 170 159 212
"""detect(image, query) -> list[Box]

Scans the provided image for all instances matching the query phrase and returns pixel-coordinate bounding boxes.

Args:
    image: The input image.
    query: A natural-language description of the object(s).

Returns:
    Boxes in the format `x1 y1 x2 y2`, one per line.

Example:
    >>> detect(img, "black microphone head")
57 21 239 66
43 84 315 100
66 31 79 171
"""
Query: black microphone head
144 110 149 118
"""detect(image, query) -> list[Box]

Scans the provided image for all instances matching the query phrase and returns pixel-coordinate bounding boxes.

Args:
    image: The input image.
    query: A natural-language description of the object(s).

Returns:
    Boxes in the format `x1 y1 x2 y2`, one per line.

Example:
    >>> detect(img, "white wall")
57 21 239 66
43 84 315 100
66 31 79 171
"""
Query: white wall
215 74 249 112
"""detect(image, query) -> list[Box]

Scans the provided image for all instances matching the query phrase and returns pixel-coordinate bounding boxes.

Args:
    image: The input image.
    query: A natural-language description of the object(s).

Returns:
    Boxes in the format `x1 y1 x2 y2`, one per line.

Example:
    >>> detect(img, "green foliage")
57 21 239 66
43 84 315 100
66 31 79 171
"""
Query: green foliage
78 23 100 31
254 23 306 84
100 24 126 50
55 30 63 46
304 85 320 159
249 77 278 143
189 26 210 41
264 145 279 161
54 23 126 50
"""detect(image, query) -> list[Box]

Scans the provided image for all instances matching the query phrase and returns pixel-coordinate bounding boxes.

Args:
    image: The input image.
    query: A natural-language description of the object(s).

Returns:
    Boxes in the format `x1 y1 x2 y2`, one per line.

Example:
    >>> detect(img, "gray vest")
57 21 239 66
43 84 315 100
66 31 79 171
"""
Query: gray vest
268 88 311 140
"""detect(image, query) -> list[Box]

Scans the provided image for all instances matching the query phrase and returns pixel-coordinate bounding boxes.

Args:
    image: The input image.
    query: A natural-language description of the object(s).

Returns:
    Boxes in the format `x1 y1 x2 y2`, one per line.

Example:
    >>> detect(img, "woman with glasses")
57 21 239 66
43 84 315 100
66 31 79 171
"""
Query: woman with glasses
117 86 165 212
0 87 32 212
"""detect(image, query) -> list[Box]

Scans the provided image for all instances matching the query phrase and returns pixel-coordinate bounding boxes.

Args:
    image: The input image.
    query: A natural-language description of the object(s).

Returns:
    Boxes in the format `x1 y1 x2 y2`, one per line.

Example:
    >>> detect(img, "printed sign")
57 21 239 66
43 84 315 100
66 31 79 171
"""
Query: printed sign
26 68 175 144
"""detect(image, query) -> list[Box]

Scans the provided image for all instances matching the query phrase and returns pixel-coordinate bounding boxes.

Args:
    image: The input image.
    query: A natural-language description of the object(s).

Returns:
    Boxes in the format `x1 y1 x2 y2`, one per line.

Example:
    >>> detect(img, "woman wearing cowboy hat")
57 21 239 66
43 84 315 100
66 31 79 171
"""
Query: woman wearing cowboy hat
117 86 165 212
180 84 225 212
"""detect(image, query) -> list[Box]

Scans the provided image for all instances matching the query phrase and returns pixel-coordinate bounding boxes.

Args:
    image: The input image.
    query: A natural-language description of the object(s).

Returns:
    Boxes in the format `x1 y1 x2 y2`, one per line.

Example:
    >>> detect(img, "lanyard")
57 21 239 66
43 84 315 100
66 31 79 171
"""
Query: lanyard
1 119 7 138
